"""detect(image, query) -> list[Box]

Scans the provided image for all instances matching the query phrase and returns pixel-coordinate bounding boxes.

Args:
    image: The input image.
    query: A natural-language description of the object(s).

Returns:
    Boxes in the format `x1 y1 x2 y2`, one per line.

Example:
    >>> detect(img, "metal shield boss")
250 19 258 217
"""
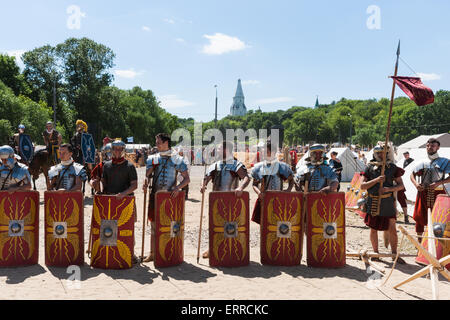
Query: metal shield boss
0 191 39 267
90 195 135 269
306 192 346 268
209 191 249 267
45 191 84 267
154 191 185 268
260 191 303 266
416 195 450 270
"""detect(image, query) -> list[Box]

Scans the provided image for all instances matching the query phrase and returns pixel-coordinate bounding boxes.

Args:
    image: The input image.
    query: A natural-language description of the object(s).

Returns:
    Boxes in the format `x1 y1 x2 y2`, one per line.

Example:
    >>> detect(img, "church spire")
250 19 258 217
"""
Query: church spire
235 79 244 98
315 95 319 108
230 79 247 116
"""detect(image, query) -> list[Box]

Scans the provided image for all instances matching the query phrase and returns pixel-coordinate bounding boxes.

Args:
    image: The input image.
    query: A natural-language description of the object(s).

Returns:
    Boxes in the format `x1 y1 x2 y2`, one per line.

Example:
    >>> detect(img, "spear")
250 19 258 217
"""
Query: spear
376 40 400 215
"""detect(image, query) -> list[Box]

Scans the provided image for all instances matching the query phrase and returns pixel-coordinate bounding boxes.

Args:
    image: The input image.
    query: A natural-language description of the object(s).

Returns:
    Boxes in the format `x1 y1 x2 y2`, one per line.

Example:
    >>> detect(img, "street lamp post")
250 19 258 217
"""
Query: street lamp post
348 113 353 147
214 85 218 128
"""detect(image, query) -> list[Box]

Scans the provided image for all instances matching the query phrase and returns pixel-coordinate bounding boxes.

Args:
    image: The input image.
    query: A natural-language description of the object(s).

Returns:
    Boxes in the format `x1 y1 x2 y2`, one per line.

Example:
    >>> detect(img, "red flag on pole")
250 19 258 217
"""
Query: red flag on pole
391 76 434 106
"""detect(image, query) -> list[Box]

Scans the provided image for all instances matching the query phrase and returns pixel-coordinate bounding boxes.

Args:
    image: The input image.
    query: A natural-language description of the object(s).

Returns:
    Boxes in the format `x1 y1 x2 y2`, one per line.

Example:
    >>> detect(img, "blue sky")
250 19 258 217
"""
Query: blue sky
1 0 449 122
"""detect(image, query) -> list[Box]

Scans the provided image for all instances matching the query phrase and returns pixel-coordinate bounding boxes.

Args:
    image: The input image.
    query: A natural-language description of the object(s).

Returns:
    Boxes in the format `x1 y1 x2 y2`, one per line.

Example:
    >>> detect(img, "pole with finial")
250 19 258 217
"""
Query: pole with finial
214 85 218 128
376 40 400 215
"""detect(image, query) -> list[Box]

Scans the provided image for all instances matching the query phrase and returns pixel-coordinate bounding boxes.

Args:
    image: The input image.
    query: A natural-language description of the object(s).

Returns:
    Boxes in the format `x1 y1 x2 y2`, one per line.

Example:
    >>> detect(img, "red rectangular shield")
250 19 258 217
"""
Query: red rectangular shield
0 191 39 267
90 195 135 269
154 191 185 268
44 191 84 267
345 173 359 207
306 192 346 268
209 191 249 267
416 195 450 271
260 191 303 266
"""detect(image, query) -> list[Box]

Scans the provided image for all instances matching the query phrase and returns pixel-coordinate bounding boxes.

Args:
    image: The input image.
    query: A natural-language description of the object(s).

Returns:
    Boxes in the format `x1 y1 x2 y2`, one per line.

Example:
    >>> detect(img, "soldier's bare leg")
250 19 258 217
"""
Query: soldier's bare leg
389 218 406 264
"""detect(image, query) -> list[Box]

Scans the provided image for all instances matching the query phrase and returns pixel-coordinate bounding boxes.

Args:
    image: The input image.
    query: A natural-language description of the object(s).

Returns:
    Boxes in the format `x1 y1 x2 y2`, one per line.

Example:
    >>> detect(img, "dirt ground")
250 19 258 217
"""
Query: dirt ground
0 165 448 300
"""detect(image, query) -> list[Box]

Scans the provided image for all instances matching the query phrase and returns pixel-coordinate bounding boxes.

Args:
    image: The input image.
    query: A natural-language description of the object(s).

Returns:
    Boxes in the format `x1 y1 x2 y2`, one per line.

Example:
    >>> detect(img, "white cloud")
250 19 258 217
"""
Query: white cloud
201 33 249 55
5 50 26 69
114 69 144 79
142 26 151 32
254 97 294 105
417 72 441 81
6 50 26 61
175 38 186 43
242 80 260 85
159 95 195 109
164 18 175 24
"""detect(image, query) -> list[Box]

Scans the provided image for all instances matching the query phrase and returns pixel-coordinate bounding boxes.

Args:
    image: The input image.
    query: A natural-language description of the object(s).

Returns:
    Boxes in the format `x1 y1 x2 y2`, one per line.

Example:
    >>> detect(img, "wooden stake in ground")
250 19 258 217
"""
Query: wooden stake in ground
196 165 207 263
301 179 309 259
393 226 450 299
427 208 439 300
140 188 147 260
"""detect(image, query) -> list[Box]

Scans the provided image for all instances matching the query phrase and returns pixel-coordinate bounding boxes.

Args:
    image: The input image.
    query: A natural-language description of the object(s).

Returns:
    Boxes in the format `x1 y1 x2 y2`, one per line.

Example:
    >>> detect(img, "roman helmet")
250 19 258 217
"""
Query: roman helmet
307 144 327 165
102 143 112 161
111 139 126 158
0 145 16 169
76 120 88 133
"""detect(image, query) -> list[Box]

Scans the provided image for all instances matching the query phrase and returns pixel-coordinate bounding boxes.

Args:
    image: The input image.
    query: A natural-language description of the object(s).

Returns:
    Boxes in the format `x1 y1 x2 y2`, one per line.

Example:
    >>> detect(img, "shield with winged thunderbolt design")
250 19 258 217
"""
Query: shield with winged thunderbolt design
90 195 135 269
209 191 249 268
260 191 303 266
306 192 346 268
45 191 84 267
0 191 39 267
154 191 185 268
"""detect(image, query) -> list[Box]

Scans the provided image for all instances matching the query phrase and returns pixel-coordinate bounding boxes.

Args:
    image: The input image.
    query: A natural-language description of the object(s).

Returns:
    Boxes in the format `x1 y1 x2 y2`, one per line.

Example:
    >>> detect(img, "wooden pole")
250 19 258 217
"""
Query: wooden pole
196 165 207 263
346 252 416 258
87 195 93 256
393 255 450 289
376 40 401 215
140 189 147 260
301 180 309 260
427 208 439 300
398 226 450 281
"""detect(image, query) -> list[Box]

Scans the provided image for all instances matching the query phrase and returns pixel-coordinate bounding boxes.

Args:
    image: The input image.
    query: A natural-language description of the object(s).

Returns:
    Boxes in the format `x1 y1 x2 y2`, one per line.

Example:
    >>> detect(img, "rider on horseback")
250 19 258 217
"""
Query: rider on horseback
42 121 62 165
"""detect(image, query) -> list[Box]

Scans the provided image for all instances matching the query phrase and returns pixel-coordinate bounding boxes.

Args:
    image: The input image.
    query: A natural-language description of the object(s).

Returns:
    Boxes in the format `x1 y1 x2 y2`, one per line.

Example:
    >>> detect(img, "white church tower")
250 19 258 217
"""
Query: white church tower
230 79 247 116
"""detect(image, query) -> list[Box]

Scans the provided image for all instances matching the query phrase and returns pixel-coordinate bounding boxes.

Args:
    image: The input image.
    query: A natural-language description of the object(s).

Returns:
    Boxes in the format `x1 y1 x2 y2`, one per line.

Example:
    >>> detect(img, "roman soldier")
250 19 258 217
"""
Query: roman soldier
251 140 294 224
101 140 138 198
48 143 87 192
411 138 450 238
0 145 32 192
11 124 25 155
294 144 339 193
10 124 34 165
42 121 62 165
90 143 112 193
360 142 406 263
142 133 190 262
329 151 343 191
71 120 88 165
176 147 191 200
200 140 250 258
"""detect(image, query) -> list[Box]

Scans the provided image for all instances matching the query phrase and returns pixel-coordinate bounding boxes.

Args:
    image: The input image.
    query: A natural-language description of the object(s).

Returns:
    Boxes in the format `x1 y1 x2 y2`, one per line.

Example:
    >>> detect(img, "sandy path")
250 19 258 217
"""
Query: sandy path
0 166 448 300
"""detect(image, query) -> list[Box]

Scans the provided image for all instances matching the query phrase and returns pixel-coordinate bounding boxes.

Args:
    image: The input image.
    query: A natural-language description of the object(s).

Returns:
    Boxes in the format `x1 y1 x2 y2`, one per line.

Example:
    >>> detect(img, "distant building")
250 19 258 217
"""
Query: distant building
230 79 247 116
315 96 319 108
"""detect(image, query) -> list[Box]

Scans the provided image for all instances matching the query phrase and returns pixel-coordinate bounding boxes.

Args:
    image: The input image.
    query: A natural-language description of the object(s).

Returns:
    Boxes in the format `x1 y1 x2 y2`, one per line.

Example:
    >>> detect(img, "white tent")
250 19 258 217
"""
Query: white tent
326 148 366 182
396 133 450 162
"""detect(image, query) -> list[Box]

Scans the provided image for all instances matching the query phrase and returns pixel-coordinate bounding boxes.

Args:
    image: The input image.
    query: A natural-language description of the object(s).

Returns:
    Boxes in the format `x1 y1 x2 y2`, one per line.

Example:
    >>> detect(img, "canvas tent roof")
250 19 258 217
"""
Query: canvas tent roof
396 133 450 161
326 148 366 182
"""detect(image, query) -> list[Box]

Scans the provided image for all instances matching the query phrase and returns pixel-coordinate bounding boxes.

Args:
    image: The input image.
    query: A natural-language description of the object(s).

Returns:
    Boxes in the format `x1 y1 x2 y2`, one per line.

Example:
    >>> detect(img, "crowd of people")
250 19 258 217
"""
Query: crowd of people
1 118 449 266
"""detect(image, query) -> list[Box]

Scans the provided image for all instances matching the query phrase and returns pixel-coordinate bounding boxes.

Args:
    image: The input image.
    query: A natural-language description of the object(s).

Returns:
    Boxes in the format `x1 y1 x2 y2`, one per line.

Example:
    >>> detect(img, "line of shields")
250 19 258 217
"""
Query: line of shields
0 189 447 278
0 189 346 269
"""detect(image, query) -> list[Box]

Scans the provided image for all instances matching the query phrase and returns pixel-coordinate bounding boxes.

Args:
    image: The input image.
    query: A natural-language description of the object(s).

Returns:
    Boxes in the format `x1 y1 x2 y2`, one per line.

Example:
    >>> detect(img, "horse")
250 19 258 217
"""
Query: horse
28 149 53 191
